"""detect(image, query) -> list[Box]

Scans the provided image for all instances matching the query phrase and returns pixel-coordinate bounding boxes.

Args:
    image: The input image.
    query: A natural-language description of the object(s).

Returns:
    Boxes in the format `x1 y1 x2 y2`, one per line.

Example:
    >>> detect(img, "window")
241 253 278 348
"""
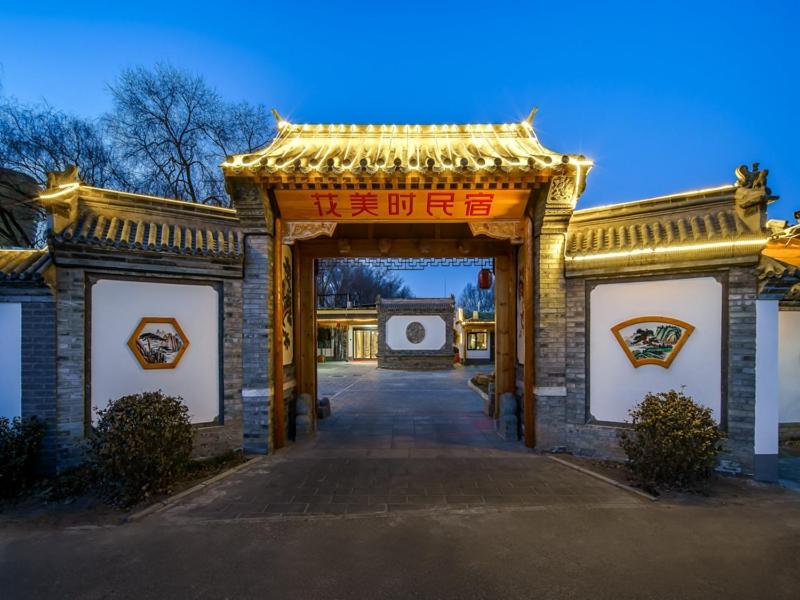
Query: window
467 331 489 351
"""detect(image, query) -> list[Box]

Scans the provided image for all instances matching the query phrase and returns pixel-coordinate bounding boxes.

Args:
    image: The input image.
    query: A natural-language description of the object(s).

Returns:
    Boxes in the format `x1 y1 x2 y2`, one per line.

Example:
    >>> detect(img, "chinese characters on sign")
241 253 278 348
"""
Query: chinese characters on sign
278 189 529 221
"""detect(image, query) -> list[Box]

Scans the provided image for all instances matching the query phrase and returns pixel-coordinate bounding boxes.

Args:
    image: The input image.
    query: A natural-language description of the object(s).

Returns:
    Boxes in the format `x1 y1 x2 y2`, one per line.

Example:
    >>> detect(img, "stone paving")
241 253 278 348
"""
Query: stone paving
165 363 641 521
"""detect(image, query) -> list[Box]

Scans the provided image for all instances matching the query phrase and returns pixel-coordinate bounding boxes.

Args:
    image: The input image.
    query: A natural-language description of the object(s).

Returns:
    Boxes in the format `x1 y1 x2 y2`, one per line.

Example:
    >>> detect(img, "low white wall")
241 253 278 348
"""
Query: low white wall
467 347 491 360
590 277 722 423
91 279 220 424
779 310 800 423
386 315 446 350
0 303 22 419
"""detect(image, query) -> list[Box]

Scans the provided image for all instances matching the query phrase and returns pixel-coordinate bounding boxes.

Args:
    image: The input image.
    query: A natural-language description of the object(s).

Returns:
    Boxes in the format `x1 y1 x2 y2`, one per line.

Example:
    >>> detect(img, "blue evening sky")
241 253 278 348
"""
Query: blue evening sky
1 1 797 297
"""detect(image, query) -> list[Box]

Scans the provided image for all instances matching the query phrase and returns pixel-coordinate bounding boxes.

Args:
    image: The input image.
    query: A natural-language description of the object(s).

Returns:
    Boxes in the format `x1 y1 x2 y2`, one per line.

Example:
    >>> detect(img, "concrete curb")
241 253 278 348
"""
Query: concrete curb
546 455 658 502
127 455 267 522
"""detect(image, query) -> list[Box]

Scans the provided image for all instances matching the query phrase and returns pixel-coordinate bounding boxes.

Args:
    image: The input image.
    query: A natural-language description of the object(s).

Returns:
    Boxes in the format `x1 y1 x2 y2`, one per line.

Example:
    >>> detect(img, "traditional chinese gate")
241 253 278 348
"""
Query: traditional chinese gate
222 110 591 451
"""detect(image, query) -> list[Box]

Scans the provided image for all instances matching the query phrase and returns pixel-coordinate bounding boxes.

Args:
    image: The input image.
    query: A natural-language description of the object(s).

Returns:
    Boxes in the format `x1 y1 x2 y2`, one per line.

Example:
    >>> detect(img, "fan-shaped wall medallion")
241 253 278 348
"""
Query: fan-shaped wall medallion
611 316 694 368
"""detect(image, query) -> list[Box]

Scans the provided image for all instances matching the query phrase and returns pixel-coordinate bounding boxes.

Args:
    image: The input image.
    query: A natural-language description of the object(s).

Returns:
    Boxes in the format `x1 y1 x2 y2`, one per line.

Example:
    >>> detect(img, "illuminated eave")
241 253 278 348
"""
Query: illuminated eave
566 238 769 264
221 112 592 181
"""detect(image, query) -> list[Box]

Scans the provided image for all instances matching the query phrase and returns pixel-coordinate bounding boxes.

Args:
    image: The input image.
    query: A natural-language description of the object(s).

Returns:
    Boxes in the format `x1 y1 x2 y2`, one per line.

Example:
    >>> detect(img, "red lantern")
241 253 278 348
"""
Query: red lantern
477 268 493 290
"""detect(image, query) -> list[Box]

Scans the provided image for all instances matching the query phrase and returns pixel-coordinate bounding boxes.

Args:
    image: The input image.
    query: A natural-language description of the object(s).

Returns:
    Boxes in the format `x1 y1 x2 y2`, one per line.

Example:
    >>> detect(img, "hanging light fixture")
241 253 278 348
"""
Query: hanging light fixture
477 268 493 290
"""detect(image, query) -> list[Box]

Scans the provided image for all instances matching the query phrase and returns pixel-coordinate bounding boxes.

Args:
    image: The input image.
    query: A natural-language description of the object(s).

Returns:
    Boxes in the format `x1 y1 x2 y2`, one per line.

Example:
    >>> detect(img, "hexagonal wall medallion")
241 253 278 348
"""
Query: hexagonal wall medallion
127 317 190 370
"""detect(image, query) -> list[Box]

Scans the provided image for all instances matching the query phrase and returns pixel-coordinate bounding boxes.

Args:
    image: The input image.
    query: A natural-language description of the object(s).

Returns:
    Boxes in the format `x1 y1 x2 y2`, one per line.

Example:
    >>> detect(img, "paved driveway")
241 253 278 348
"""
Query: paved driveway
164 363 638 519
4 364 800 599
314 362 521 452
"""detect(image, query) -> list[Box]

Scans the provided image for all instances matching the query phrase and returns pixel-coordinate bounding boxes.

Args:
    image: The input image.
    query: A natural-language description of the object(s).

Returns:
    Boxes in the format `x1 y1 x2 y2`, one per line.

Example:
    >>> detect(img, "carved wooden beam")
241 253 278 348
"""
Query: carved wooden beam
282 221 337 245
469 220 524 244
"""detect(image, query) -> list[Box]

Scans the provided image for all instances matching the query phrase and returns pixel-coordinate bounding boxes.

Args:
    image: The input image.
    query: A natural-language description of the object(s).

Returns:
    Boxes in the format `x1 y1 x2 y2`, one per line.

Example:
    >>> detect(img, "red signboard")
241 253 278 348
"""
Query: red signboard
274 189 530 222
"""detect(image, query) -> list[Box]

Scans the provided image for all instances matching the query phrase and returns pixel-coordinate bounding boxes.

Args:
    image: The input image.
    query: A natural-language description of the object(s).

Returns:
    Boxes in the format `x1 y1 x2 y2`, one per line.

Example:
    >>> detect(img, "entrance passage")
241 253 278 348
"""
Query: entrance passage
314 362 523 453
352 329 379 360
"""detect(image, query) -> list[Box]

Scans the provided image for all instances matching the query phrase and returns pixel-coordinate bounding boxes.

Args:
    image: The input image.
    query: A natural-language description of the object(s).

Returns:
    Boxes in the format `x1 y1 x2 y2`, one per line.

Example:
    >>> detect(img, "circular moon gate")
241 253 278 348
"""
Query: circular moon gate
405 321 426 344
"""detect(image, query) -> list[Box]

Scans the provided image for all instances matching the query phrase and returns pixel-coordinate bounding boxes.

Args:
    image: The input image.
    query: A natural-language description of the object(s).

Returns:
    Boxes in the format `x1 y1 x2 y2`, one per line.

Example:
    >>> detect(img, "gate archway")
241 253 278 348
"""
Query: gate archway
222 111 591 451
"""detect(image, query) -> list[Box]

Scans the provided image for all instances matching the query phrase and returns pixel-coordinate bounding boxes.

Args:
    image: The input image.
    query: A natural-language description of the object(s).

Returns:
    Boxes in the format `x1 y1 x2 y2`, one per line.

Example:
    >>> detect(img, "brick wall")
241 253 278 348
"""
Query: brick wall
0 286 58 473
241 234 272 453
725 267 757 472
530 181 572 449
55 268 87 470
51 268 246 471
376 299 454 370
229 179 276 454
562 268 759 471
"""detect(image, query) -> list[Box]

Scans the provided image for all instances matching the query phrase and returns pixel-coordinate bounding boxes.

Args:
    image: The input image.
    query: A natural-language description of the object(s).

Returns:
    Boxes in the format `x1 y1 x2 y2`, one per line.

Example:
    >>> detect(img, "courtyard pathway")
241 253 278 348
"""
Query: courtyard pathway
161 363 642 520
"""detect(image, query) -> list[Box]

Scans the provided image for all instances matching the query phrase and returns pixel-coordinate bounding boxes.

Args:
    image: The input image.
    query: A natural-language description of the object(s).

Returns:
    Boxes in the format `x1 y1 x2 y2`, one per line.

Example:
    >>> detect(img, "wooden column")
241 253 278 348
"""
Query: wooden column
493 247 517 417
296 249 318 426
273 219 285 449
523 217 536 447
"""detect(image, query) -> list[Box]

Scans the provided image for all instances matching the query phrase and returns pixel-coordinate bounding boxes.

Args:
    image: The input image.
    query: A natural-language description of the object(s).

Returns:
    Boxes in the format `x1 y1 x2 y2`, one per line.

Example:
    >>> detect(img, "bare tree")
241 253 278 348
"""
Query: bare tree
0 98 123 246
458 282 495 313
0 65 275 247
105 64 274 206
0 168 39 247
316 262 413 308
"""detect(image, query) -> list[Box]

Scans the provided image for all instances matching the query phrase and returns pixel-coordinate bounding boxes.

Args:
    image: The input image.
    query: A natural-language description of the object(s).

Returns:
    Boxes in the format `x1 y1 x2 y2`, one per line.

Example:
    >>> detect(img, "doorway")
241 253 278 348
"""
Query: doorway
353 328 379 360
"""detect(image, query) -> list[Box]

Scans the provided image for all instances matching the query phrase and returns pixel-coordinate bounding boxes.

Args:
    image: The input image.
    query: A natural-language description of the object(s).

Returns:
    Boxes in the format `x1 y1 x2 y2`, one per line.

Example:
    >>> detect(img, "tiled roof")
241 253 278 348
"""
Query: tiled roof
567 208 759 256
379 297 455 312
0 249 51 282
565 184 768 268
52 210 242 258
222 112 591 179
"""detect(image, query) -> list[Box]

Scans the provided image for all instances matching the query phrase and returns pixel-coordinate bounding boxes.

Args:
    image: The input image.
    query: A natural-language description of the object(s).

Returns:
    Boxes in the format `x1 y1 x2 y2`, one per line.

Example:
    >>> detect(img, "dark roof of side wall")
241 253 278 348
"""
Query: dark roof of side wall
378 297 455 312
565 183 769 274
0 249 51 282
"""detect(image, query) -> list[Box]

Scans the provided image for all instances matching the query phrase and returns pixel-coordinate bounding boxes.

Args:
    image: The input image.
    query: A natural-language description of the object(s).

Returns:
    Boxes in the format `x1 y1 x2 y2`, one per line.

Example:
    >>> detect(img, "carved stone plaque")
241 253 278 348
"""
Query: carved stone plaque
405 321 426 344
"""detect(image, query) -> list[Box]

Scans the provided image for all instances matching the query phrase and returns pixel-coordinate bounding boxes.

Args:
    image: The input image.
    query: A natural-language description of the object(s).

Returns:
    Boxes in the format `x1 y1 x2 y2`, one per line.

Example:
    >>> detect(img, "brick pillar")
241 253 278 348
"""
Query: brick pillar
55 267 87 470
20 291 58 473
230 179 275 454
531 177 575 449
726 267 758 474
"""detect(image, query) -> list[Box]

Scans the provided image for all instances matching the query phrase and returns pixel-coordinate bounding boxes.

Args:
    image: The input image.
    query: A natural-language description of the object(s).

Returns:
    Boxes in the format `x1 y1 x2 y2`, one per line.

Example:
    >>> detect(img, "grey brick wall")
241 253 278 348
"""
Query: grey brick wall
55 268 87 470
376 299 454 370
725 267 757 472
190 277 244 459
562 269 759 471
52 268 247 471
0 286 58 473
530 183 573 450
241 234 272 453
230 178 275 454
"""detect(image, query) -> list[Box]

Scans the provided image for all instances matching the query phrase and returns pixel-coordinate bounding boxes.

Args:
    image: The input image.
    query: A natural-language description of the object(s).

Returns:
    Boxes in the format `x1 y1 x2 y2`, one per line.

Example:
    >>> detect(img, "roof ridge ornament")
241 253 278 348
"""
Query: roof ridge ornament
524 107 538 125
734 162 778 233
271 108 288 128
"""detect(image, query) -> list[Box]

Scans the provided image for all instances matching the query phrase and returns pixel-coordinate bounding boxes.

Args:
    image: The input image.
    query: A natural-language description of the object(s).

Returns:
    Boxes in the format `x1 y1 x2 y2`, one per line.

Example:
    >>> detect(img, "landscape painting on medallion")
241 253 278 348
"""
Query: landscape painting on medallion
611 316 694 368
127 317 190 370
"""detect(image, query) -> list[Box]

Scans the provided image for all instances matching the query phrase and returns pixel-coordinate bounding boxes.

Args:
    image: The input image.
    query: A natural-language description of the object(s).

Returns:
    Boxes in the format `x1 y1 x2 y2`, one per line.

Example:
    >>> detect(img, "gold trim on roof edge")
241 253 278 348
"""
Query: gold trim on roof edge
222 111 592 176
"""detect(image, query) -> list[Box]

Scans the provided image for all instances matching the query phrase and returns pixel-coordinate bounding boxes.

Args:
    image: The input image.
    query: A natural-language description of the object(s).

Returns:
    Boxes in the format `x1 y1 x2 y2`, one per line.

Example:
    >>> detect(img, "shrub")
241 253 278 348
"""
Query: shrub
619 389 724 490
0 416 45 499
88 391 194 506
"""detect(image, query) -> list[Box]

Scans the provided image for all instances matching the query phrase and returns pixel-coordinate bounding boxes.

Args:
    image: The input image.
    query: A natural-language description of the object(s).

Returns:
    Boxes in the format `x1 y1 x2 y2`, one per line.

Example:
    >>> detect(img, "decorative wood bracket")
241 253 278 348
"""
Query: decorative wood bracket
469 220 524 244
282 221 337 245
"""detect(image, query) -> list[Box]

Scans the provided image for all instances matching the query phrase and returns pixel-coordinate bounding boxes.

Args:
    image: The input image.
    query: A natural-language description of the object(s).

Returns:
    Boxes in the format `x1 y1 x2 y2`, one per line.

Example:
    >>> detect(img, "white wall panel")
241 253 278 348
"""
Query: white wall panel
386 315 446 350
0 303 22 419
91 280 219 424
590 277 722 423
